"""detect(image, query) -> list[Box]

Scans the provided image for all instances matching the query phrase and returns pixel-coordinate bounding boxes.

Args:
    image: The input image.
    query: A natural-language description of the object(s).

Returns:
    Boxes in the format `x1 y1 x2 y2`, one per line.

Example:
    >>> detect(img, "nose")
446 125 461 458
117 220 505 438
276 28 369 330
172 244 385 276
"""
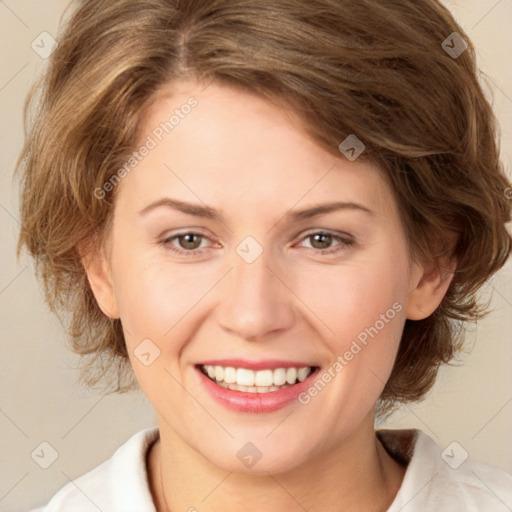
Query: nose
216 248 295 342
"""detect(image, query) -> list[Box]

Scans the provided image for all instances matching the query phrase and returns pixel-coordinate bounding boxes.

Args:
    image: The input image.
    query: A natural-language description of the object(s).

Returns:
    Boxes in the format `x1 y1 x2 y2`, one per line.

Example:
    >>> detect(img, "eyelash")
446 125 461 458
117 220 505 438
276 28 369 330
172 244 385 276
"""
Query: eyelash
159 230 355 257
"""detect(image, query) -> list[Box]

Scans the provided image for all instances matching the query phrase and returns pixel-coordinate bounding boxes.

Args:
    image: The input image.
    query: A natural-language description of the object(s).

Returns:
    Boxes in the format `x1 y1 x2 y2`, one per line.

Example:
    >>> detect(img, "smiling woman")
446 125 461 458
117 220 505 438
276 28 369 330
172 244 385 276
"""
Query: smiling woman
15 0 512 511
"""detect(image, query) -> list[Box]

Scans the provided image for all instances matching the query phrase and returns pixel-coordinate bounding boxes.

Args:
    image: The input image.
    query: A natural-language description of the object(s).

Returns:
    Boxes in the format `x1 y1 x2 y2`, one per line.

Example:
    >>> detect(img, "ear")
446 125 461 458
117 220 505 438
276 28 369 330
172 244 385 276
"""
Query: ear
79 239 120 319
405 254 457 321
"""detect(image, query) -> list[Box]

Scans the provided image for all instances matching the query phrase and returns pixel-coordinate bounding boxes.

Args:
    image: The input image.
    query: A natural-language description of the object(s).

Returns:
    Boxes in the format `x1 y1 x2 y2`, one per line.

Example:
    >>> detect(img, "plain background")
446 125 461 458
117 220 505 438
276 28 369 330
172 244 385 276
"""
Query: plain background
1 1 511 510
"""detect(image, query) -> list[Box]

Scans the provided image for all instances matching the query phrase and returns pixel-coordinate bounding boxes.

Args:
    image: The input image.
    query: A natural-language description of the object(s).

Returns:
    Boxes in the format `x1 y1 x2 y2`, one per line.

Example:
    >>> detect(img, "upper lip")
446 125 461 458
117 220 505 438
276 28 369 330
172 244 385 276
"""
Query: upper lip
196 359 318 371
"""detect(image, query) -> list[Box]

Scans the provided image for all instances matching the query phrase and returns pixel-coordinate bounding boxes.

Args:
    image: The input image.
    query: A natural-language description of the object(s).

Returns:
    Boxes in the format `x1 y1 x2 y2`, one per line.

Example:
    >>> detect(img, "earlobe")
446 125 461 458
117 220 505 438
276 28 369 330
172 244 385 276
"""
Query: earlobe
405 257 456 321
80 243 120 319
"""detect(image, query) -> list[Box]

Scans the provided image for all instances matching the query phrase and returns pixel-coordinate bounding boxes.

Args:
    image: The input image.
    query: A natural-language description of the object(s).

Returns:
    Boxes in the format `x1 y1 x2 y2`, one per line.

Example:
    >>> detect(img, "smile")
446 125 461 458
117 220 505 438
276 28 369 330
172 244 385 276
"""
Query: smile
199 364 315 393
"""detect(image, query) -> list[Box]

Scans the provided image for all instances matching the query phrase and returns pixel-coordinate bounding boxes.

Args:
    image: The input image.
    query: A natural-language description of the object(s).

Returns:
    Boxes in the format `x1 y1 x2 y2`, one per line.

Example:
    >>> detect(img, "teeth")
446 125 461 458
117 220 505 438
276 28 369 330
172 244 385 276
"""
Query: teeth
273 368 287 386
201 364 314 390
255 369 273 387
224 367 237 384
227 382 290 393
236 368 255 386
297 367 310 382
286 367 297 384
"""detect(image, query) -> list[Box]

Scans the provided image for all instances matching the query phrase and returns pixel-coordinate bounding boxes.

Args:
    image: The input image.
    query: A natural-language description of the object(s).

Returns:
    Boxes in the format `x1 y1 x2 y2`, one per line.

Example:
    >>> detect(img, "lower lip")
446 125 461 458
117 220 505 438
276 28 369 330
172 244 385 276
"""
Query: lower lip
196 366 319 413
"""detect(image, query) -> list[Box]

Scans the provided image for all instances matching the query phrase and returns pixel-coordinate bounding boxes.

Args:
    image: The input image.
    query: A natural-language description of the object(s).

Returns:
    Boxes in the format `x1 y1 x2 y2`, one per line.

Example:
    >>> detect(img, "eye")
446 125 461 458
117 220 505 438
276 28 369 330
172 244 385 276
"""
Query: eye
297 231 354 255
159 230 354 258
160 232 214 256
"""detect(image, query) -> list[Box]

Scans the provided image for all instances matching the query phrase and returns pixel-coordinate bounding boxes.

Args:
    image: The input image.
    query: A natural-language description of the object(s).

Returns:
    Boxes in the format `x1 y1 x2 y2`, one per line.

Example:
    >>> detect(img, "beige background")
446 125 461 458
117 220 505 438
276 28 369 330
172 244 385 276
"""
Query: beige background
1 1 511 511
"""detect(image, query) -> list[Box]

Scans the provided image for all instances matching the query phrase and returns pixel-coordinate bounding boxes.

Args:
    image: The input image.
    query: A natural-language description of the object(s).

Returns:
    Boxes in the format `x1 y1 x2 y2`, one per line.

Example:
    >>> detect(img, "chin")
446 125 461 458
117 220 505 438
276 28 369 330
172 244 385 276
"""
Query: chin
197 435 315 475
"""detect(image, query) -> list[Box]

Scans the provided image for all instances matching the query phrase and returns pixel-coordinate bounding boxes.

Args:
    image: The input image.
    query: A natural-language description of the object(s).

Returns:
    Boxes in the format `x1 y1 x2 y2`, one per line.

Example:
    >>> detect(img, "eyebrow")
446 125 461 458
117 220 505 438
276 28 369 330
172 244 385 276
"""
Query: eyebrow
138 197 376 222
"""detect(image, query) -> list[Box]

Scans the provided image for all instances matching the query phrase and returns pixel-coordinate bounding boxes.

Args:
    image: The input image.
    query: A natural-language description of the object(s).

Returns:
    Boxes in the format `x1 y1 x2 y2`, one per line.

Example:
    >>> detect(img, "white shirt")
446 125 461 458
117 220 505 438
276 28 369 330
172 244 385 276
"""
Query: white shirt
30 427 512 511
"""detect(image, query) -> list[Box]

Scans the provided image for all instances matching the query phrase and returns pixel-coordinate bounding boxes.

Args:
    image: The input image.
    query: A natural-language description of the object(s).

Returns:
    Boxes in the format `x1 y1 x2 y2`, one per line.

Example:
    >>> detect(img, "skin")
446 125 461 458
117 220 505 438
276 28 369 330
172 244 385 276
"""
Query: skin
83 80 455 511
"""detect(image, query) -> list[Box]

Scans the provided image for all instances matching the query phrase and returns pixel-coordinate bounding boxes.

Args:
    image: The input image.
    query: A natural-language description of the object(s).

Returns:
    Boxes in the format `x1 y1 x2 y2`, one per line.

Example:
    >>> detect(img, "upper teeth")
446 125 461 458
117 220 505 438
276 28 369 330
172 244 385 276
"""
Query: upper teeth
202 365 313 387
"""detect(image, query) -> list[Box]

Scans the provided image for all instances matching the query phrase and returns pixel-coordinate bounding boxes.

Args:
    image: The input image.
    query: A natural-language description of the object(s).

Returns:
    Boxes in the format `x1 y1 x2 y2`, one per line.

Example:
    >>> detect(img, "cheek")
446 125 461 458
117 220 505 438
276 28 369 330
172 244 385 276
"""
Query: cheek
294 258 407 427
293 253 406 350
110 249 217 347
114 257 210 393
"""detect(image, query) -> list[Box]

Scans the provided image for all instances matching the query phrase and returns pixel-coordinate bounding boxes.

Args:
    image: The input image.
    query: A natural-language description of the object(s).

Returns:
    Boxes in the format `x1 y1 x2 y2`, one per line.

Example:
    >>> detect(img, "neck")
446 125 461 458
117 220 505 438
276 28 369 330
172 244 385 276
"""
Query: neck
147 413 406 512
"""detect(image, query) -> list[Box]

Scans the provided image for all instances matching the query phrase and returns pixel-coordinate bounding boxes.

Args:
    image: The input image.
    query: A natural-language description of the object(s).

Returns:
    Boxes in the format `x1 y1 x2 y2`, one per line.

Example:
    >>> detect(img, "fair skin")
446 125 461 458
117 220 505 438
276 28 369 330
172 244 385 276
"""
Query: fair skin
83 80 454 511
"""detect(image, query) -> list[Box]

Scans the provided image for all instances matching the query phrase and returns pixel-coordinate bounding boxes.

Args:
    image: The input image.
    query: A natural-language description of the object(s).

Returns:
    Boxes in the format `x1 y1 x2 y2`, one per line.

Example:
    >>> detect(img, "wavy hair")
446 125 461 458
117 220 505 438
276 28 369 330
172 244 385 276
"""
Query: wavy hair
16 0 512 414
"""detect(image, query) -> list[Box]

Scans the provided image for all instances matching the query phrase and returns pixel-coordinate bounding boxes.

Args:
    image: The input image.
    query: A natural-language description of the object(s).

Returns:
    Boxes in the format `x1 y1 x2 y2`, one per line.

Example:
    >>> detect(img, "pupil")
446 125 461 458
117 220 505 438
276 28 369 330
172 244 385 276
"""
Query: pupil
181 234 200 249
312 233 331 249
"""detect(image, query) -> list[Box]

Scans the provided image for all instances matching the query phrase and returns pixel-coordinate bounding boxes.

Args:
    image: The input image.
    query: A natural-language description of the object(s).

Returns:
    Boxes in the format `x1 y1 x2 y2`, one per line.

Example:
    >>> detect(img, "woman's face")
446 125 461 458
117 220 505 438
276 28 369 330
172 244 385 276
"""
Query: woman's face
94 80 426 473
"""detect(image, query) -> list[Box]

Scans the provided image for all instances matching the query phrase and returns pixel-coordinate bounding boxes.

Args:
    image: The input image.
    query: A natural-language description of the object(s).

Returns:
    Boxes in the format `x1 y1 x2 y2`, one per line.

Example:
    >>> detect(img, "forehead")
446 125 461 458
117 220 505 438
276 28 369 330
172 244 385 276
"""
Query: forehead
117 80 396 223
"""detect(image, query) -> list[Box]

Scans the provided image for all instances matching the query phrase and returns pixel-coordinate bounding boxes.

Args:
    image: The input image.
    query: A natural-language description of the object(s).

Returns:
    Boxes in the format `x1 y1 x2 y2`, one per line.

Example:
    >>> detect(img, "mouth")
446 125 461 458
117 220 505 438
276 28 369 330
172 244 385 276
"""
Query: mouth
197 364 319 394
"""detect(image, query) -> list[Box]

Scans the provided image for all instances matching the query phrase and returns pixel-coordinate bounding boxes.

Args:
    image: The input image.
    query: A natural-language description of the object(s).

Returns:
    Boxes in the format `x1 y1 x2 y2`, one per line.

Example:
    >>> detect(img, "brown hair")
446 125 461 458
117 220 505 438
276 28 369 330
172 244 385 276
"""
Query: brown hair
16 0 512 414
